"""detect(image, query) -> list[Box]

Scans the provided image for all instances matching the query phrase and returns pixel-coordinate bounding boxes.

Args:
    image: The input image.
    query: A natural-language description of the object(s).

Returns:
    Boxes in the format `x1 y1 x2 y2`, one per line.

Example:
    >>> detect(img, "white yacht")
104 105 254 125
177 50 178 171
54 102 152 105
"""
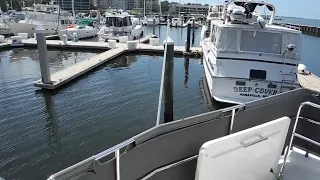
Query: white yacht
183 17 201 28
58 19 99 40
8 4 73 36
0 13 11 35
98 11 143 42
142 16 159 26
171 17 183 27
201 0 301 104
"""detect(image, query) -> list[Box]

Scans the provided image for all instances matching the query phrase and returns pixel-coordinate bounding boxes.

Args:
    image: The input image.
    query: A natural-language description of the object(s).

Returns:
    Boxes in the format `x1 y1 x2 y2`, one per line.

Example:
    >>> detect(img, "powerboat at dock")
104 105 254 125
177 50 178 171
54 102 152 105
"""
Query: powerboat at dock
58 19 99 40
98 12 143 42
201 0 301 104
8 4 73 36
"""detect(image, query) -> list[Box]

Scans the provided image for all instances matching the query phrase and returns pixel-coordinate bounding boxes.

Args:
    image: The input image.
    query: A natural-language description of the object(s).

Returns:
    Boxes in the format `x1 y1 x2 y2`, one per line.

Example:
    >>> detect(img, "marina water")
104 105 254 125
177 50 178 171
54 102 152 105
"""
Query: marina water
0 49 211 179
0 22 320 179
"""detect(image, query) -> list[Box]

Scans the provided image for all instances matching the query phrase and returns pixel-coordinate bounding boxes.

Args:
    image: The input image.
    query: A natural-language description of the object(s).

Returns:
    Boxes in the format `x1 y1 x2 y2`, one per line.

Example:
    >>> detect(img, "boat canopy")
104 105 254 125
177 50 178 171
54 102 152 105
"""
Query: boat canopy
212 26 301 59
77 18 96 26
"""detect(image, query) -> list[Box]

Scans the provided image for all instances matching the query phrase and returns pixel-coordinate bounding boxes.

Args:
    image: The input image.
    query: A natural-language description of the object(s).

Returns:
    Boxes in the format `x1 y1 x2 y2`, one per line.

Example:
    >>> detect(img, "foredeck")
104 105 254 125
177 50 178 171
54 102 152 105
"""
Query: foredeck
297 73 320 92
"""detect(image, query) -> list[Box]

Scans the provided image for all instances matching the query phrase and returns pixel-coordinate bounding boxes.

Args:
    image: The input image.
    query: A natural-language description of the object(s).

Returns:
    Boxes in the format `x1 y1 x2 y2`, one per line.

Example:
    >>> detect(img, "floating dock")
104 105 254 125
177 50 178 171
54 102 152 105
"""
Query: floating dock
34 47 126 89
29 38 201 89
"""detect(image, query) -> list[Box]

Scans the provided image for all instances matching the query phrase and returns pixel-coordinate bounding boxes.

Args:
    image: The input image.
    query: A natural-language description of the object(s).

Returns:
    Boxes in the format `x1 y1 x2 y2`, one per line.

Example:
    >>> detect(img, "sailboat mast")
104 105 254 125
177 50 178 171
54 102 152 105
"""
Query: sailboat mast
72 0 75 24
144 0 146 17
159 0 162 17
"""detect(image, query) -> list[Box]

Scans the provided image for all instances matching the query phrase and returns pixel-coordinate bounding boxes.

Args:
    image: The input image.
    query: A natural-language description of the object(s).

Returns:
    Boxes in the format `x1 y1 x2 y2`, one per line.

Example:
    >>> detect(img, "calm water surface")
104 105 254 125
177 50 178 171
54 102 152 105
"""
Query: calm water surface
1 23 320 179
0 48 211 179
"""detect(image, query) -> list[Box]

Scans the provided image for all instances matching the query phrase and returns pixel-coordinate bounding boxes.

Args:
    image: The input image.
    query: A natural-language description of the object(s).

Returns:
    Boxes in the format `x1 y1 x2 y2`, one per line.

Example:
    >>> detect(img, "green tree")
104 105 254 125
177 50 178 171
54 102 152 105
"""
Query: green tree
161 0 169 14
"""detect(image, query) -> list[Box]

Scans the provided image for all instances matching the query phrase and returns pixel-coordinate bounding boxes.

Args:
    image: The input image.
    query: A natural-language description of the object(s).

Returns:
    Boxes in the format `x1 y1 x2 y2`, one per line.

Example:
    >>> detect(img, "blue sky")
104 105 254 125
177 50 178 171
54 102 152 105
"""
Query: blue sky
171 0 320 19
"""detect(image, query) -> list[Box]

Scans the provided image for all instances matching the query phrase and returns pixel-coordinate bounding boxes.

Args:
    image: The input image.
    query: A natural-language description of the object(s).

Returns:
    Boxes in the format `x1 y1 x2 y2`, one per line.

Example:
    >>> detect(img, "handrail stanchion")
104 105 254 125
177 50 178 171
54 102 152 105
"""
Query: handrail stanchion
156 20 170 126
280 101 320 177
116 149 120 180
229 108 236 134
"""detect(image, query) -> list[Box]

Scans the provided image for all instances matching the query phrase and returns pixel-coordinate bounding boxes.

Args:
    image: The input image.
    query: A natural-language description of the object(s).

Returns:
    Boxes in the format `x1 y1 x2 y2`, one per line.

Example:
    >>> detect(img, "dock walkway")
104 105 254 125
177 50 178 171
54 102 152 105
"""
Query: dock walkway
32 39 202 89
34 47 126 89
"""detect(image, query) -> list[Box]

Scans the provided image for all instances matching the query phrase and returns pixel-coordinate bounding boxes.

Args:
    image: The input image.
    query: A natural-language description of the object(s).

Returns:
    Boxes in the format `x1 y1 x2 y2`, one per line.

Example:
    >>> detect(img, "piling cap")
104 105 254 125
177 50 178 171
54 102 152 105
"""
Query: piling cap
35 25 46 34
163 37 174 45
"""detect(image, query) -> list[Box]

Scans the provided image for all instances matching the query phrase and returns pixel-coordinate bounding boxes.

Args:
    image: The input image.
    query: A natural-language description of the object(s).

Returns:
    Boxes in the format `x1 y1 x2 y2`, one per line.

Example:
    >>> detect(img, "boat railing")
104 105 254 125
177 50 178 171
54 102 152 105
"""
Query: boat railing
48 102 245 180
280 101 320 176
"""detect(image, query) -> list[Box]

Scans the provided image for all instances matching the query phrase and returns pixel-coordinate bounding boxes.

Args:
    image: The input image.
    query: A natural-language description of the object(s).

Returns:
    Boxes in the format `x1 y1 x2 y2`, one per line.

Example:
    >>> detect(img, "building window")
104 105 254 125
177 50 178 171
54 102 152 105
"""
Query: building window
249 69 267 80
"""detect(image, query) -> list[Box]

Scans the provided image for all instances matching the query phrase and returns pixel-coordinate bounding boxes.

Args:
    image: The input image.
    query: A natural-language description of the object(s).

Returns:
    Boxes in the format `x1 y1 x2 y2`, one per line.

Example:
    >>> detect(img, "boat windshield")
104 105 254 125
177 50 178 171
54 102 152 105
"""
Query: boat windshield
216 27 300 57
105 17 132 27
240 31 282 54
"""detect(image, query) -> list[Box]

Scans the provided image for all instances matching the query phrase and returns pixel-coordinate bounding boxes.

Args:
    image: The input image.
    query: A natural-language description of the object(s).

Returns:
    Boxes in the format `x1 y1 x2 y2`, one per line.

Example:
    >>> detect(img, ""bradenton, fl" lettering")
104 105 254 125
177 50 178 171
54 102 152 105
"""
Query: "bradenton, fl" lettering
233 87 277 95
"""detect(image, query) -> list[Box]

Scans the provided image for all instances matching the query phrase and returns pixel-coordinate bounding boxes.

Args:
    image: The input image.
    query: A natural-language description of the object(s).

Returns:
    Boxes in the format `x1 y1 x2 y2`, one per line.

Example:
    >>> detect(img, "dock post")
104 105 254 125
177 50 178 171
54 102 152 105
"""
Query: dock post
36 25 51 84
153 17 156 35
163 37 174 123
186 23 191 52
192 18 195 45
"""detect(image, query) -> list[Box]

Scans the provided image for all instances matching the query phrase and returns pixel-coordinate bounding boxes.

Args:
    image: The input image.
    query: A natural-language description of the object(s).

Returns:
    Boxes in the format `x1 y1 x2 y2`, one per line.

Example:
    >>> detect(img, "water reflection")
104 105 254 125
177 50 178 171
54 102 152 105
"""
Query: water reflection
41 90 61 153
106 55 138 68
184 57 189 88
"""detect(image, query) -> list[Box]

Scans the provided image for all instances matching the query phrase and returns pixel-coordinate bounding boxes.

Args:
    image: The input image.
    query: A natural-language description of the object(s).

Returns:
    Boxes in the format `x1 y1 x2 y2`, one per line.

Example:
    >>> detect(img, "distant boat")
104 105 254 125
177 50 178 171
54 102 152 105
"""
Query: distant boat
98 11 143 42
171 17 183 27
8 4 73 36
183 17 201 28
58 19 99 40
0 13 11 35
141 16 159 26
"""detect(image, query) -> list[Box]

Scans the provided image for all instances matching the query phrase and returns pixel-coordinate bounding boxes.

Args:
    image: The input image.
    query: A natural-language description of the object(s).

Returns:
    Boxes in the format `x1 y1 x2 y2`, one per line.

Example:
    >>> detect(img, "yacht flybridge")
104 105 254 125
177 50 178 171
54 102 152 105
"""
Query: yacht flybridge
201 0 301 104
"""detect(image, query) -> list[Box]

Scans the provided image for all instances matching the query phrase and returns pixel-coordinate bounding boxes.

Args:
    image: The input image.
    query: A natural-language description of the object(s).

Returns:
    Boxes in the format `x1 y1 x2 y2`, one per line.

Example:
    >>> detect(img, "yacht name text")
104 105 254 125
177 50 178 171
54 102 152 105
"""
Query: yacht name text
233 86 277 97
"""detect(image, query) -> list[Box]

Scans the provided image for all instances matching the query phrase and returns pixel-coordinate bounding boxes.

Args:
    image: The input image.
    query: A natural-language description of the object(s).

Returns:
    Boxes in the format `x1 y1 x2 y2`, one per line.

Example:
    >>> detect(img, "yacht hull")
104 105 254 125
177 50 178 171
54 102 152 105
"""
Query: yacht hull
58 28 99 40
202 47 299 104
8 22 58 35
0 27 11 35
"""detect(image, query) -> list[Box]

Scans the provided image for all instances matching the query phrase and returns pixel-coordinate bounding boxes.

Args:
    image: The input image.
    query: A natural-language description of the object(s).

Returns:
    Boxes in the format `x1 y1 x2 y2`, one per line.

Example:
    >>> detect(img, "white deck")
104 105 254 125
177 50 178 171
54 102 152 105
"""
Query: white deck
281 147 320 180
297 73 320 92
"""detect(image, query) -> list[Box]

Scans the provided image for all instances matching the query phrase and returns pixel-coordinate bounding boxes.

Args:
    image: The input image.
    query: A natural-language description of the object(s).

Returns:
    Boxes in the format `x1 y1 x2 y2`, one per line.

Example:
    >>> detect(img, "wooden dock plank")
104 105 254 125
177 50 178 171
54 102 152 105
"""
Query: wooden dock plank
297 73 320 92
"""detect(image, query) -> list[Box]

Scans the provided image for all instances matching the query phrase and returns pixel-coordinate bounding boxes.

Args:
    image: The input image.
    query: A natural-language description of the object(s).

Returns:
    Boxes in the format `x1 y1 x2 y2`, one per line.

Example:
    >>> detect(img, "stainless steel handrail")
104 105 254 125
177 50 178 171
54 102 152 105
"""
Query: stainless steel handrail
221 104 245 134
280 101 320 176
91 103 245 180
95 138 135 160
140 155 198 180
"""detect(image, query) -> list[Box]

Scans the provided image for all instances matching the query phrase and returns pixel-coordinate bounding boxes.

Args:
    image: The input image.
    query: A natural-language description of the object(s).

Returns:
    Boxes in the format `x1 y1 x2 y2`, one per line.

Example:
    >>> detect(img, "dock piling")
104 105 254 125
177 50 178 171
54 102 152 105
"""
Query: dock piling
153 17 156 35
163 37 174 123
192 18 195 45
186 23 191 52
36 25 51 84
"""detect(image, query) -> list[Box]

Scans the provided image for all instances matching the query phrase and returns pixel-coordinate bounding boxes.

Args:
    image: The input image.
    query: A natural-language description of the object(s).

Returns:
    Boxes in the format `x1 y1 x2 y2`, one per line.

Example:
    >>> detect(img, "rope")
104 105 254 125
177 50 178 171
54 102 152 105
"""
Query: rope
156 20 170 126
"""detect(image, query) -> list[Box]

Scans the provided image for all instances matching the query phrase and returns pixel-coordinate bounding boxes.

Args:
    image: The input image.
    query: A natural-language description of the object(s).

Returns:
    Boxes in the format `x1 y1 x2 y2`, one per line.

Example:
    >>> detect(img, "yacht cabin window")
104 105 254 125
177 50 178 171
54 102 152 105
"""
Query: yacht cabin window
240 31 282 54
249 69 267 80
106 17 132 27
